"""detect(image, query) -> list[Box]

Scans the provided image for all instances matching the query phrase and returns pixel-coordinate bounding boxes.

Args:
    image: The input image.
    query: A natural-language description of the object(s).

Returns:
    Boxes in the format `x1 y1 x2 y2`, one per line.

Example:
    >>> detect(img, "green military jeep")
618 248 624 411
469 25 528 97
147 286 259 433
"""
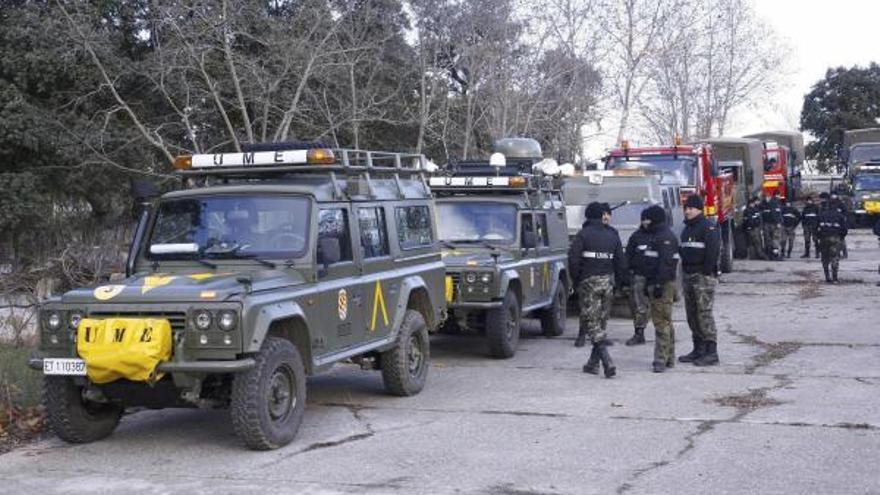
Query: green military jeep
30 143 446 450
430 138 570 358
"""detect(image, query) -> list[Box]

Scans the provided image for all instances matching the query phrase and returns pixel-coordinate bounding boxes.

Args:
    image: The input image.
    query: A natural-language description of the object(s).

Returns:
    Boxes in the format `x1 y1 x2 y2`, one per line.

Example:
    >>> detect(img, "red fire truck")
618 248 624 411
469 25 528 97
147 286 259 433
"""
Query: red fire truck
605 138 764 273
743 131 805 201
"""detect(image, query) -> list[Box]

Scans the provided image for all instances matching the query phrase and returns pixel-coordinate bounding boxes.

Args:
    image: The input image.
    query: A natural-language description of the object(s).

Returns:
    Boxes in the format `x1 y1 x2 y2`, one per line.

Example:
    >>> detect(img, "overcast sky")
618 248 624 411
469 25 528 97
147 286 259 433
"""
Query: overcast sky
730 0 880 136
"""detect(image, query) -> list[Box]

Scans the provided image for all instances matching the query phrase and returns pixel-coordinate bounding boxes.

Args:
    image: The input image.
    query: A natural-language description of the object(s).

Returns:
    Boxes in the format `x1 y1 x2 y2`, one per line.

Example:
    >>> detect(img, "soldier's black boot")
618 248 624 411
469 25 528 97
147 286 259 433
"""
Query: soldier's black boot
625 328 645 346
832 266 839 283
598 342 616 378
694 341 719 366
574 329 587 348
652 361 665 373
800 250 809 258
582 344 600 374
823 266 832 283
678 338 703 363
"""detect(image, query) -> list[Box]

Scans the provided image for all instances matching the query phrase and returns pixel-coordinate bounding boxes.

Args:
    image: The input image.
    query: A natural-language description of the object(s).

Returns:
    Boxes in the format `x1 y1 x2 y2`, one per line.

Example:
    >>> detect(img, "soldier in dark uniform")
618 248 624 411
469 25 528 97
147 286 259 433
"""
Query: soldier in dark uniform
678 195 721 366
568 202 628 378
874 219 880 286
743 196 766 260
829 192 849 259
780 198 801 258
818 200 847 283
800 196 820 258
624 210 654 346
760 191 784 260
641 205 679 373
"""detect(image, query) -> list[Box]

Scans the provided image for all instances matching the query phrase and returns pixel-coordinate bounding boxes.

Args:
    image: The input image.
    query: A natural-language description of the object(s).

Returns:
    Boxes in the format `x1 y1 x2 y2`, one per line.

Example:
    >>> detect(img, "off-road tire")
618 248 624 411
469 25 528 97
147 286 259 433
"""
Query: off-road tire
230 337 306 450
540 279 567 337
381 309 430 396
43 376 122 444
486 290 521 359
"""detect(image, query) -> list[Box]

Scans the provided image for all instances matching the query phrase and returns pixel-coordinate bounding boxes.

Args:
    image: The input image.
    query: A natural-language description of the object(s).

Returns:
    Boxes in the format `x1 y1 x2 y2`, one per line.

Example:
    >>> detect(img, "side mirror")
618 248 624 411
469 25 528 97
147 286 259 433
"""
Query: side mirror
317 237 342 266
522 231 538 249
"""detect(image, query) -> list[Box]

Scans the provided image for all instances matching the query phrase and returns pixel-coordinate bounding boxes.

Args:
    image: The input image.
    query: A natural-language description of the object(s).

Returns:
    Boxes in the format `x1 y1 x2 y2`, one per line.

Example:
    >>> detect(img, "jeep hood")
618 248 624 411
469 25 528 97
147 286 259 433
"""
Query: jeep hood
442 249 514 269
61 270 307 305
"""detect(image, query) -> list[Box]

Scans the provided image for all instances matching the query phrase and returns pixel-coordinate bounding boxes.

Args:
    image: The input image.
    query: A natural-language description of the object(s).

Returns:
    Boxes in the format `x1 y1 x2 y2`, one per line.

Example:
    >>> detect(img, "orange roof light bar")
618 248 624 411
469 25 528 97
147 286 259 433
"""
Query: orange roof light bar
173 155 193 170
306 148 336 165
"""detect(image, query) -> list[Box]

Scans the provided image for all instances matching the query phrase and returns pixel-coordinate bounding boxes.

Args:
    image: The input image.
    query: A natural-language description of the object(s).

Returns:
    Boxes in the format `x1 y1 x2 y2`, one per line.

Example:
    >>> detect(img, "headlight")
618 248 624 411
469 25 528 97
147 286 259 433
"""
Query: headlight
480 273 493 283
69 311 84 329
194 310 213 330
465 272 477 284
218 310 238 331
46 311 63 331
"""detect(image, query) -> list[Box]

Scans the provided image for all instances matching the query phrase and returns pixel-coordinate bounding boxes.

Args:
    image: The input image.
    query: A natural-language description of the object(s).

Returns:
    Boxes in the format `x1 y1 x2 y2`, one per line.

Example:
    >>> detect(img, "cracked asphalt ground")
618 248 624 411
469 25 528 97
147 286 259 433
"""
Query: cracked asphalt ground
2 230 878 494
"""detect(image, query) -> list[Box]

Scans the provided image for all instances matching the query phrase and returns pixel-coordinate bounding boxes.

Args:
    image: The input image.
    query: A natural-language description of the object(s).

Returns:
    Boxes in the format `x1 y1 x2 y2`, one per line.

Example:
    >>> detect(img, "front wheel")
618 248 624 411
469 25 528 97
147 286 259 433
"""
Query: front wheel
381 309 430 396
540 279 567 337
230 337 306 450
43 376 122 444
486 290 521 358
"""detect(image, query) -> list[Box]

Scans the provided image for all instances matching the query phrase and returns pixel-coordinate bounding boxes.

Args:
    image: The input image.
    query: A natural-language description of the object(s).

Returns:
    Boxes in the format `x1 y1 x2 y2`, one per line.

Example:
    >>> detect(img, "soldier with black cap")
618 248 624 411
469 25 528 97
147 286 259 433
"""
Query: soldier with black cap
781 198 801 258
760 191 784 259
623 208 654 346
800 195 820 258
568 202 628 377
678 194 721 366
641 205 680 372
818 197 848 283
743 196 766 260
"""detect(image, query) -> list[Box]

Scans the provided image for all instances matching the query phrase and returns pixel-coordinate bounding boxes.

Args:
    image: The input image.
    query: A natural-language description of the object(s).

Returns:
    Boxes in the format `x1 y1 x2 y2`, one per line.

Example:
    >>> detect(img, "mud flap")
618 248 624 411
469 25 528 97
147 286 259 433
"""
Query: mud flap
77 318 173 384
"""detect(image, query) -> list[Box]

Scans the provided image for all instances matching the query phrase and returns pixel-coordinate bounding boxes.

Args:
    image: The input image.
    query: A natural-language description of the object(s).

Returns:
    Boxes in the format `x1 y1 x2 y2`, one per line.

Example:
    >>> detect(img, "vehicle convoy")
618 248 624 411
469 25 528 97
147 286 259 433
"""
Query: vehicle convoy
842 128 880 225
430 138 569 358
561 169 685 246
604 138 763 273
743 130 805 201
29 143 446 450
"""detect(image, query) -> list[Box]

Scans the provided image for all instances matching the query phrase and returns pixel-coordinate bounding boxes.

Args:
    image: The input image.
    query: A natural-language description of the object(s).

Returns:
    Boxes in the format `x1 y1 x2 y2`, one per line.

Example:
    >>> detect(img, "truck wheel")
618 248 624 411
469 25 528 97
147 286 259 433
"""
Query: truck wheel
540 279 567 337
43 376 122 444
231 337 306 450
381 309 430 396
486 290 521 358
720 221 734 273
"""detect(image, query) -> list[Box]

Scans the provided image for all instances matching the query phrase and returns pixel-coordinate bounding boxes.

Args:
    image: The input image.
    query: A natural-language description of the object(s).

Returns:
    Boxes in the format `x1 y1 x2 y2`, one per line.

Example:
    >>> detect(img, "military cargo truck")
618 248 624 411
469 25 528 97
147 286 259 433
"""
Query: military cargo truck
430 138 569 358
842 128 880 224
30 143 446 450
744 130 805 200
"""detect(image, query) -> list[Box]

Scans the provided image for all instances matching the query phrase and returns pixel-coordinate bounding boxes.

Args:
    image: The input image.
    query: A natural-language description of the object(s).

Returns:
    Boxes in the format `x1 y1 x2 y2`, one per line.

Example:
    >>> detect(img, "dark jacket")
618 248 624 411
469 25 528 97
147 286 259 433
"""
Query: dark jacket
760 198 783 224
625 227 654 277
646 221 680 285
679 214 720 276
569 219 627 284
801 203 820 228
829 198 849 227
781 205 801 229
743 204 763 231
818 207 848 238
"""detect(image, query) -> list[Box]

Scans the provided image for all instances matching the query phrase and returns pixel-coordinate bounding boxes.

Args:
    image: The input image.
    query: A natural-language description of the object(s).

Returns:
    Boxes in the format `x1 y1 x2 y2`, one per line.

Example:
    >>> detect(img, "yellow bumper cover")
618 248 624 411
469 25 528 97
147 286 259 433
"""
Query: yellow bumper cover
77 318 173 384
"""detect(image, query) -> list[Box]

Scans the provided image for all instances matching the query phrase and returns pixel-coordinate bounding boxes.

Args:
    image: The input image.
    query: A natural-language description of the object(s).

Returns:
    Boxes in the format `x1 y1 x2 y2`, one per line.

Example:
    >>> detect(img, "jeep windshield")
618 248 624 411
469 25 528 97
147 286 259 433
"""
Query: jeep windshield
854 175 880 191
436 202 517 245
147 195 310 260
849 145 880 164
606 155 696 186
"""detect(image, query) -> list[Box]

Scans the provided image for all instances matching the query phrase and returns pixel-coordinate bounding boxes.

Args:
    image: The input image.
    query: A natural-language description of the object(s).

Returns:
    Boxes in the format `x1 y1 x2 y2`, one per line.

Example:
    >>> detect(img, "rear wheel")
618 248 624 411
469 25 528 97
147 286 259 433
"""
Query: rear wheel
230 337 306 450
540 279 567 337
381 309 430 396
486 290 521 358
44 376 122 444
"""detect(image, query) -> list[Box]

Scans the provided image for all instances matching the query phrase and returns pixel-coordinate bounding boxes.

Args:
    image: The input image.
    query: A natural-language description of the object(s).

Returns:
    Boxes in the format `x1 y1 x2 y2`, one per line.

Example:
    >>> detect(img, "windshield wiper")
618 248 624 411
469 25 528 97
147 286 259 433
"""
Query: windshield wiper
195 258 218 269
232 253 277 269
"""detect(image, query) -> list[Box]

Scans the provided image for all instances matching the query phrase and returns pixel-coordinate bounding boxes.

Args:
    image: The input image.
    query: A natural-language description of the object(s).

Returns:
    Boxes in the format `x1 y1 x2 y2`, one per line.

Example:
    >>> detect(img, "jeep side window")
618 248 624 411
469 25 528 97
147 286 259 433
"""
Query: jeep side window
395 205 433 250
358 207 389 258
521 213 534 244
534 213 549 247
317 208 352 264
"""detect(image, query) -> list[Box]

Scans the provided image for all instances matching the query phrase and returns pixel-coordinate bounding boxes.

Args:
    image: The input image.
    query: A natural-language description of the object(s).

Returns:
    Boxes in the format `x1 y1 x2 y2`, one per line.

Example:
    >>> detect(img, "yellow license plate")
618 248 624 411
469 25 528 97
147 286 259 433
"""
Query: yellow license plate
77 318 172 384
865 201 880 213
763 180 779 188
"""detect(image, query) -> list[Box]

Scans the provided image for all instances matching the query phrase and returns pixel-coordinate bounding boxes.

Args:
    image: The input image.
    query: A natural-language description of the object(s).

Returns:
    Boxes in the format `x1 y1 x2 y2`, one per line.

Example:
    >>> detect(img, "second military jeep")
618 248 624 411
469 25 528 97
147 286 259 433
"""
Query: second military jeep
430 138 570 358
30 143 445 450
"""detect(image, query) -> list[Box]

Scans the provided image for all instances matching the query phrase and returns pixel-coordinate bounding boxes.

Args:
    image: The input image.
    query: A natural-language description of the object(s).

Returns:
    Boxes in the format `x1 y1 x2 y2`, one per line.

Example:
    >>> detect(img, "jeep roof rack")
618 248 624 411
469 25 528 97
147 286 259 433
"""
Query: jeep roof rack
171 144 430 200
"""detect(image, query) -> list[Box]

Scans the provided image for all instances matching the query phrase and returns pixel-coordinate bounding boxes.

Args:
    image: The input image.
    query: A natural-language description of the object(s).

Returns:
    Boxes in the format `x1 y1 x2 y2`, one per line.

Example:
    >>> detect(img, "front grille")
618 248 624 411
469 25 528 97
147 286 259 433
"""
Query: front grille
89 311 187 333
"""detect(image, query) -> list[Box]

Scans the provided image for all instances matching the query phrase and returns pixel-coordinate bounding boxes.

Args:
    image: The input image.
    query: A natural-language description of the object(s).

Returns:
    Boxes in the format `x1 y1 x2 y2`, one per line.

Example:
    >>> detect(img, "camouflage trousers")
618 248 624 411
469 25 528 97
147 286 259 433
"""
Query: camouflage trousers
819 235 842 272
762 224 782 257
629 274 650 331
650 281 677 365
803 225 819 254
781 227 797 255
578 275 614 344
682 273 717 343
747 228 765 259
